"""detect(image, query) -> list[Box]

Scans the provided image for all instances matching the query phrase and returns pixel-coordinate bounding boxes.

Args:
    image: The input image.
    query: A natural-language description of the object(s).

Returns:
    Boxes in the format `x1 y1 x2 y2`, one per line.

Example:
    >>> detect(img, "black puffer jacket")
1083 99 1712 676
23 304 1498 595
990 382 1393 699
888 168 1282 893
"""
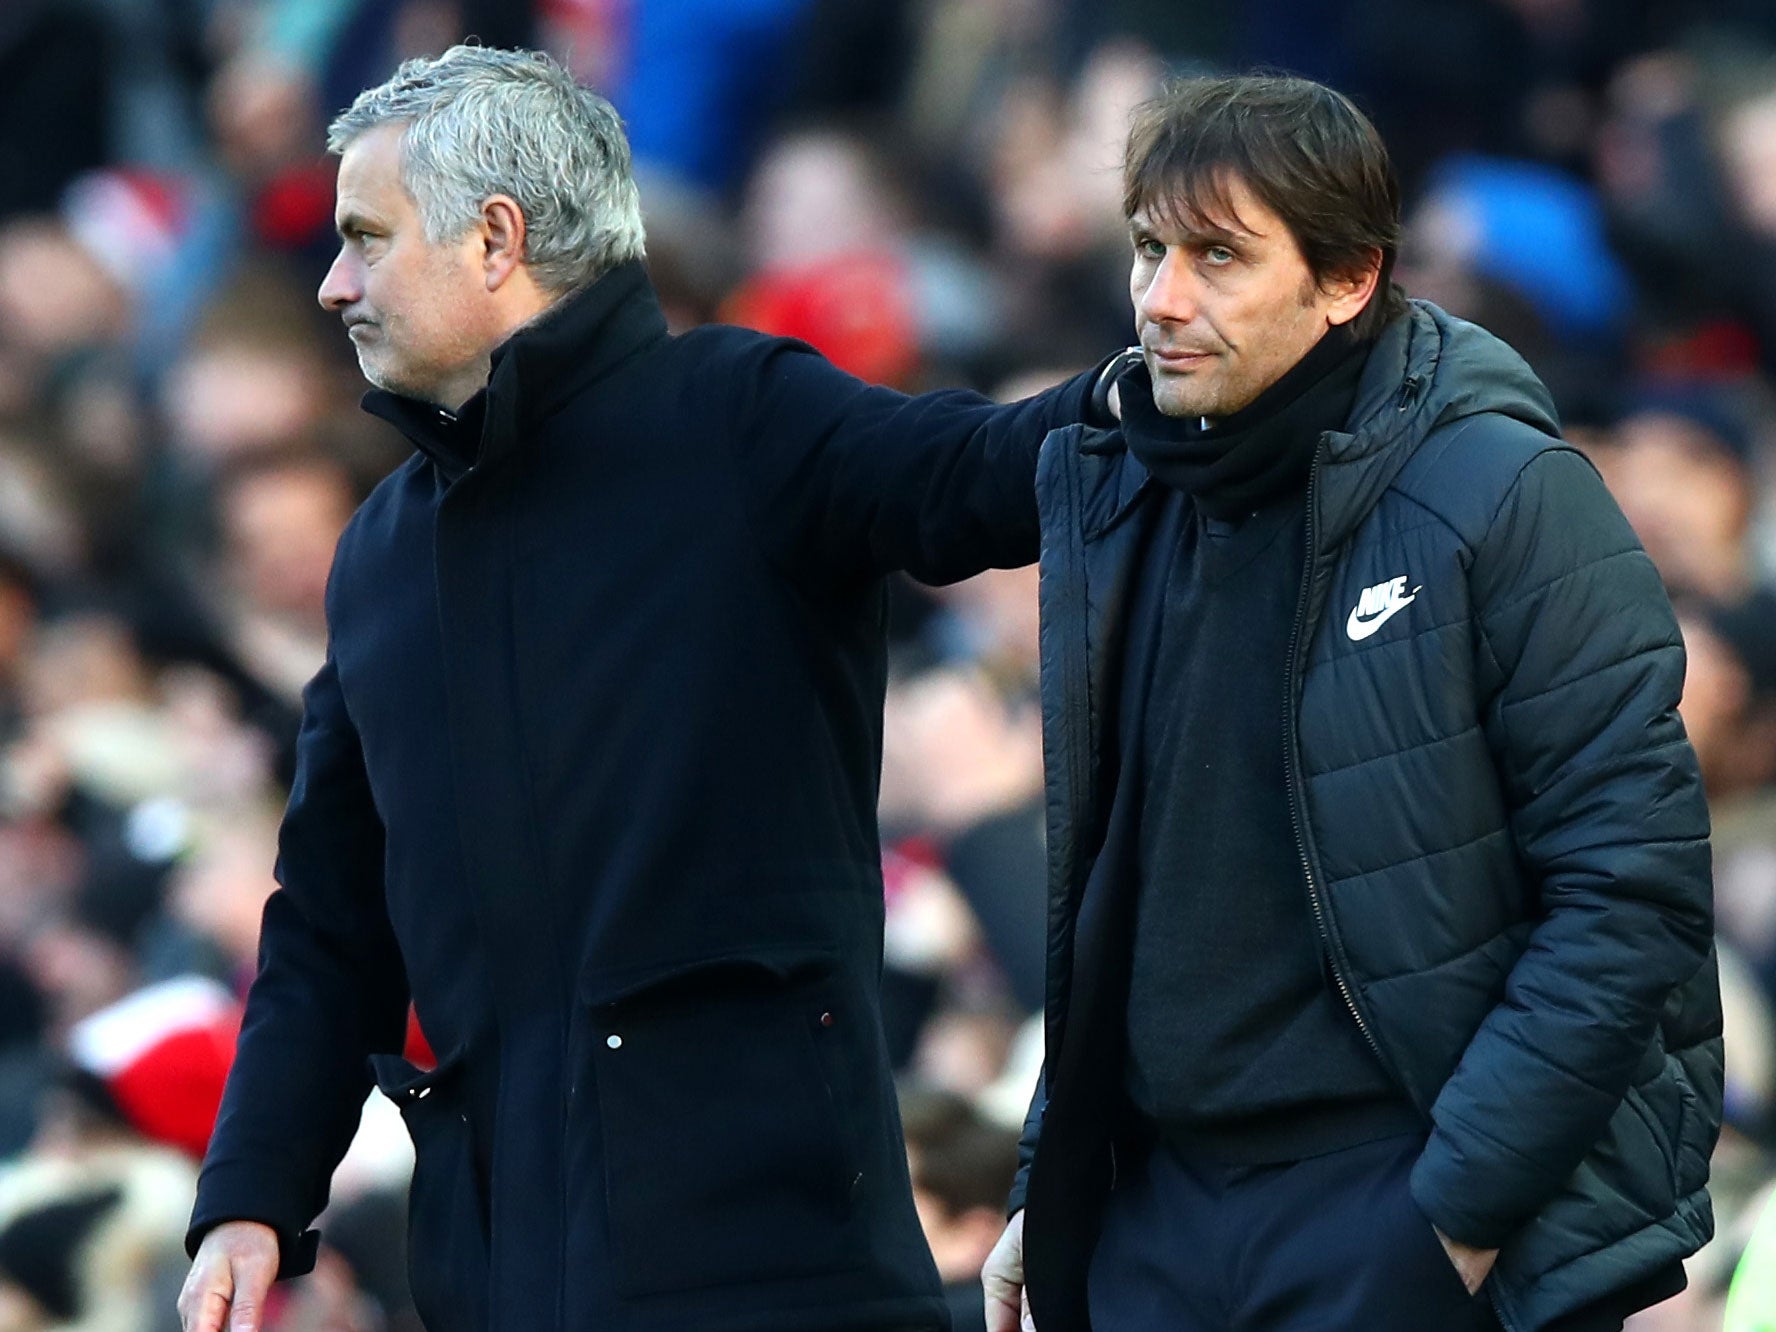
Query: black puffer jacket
1012 302 1722 1332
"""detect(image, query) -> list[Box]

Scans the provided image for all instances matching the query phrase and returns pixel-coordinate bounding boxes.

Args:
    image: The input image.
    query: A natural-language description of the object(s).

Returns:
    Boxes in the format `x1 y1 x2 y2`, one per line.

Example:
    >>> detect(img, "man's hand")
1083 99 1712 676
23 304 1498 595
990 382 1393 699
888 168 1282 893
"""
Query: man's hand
983 1209 1035 1332
178 1221 280 1332
1433 1226 1500 1296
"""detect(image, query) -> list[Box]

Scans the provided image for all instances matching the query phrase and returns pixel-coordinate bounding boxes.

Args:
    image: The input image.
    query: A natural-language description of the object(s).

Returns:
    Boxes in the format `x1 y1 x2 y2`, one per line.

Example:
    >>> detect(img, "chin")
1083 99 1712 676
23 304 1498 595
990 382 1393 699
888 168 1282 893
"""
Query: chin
359 358 416 398
1151 385 1209 419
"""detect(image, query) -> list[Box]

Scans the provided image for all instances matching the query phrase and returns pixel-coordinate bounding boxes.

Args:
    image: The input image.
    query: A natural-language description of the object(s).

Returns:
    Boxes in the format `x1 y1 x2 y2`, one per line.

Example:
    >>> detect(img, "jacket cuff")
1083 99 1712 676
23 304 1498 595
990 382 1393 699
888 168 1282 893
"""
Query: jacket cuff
187 1158 324 1279
1409 1133 1516 1250
185 1215 322 1280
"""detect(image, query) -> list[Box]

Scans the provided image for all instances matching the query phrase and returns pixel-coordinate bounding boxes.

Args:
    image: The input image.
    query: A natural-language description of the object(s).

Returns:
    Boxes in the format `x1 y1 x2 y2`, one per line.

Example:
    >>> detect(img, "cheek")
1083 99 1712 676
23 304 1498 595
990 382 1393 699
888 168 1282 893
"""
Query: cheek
1242 293 1319 364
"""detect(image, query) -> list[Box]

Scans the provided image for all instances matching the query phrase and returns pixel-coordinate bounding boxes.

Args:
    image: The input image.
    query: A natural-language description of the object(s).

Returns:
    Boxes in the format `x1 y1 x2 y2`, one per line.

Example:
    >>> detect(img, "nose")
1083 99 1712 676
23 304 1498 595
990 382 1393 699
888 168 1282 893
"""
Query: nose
318 247 361 312
1137 247 1199 327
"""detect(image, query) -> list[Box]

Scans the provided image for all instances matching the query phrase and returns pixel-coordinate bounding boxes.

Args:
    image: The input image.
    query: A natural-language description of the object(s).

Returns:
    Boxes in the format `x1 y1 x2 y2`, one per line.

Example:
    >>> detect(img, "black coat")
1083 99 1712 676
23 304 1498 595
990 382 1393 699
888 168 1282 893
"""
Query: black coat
188 262 1097 1332
1012 303 1722 1332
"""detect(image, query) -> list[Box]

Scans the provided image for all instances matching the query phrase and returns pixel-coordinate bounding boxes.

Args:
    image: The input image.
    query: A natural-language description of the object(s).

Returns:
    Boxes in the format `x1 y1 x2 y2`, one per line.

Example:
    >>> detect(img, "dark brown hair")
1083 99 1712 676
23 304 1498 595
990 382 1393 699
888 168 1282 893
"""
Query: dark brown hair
1124 74 1406 339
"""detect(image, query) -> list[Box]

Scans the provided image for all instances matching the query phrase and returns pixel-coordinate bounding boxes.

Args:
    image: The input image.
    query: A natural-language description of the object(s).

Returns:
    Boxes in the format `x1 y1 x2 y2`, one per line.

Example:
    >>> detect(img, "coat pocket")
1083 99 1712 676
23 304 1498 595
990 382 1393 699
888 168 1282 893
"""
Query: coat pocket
586 950 861 1297
370 1052 490 1332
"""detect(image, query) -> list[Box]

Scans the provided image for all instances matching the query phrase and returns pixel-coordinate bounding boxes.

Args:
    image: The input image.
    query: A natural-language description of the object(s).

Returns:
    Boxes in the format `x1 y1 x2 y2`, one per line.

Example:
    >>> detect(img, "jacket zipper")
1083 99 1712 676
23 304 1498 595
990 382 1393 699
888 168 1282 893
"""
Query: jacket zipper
1285 420 1518 1332
1284 438 1386 1067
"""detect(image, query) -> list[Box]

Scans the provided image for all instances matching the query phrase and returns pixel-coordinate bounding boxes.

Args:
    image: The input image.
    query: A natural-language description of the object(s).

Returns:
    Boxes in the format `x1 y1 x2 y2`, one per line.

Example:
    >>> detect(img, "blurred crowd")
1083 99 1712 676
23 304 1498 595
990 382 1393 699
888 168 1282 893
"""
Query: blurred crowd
3 0 1776 1328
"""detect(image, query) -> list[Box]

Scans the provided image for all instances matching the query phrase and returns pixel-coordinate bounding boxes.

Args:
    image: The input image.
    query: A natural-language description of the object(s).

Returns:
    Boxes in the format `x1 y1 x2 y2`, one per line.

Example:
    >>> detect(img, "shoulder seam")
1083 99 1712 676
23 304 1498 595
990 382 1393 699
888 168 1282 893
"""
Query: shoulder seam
1386 414 1573 540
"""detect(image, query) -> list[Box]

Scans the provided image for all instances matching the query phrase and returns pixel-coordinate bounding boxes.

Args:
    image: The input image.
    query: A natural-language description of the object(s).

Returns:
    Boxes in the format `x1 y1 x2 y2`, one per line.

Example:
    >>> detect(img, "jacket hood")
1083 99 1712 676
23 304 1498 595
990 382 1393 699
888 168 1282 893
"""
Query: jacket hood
1315 300 1562 550
1351 298 1559 442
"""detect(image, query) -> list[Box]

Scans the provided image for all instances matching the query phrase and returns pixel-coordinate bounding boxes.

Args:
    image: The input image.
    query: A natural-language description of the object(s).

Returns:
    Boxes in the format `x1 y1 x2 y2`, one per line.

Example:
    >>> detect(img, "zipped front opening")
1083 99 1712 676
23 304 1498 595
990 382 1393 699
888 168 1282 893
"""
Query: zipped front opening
1283 437 1386 1069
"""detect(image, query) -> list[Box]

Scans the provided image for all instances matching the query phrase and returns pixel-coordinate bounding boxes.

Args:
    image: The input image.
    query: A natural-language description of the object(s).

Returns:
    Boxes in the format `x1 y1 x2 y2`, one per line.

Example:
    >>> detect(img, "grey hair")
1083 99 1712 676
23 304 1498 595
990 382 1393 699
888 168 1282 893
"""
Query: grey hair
327 45 645 294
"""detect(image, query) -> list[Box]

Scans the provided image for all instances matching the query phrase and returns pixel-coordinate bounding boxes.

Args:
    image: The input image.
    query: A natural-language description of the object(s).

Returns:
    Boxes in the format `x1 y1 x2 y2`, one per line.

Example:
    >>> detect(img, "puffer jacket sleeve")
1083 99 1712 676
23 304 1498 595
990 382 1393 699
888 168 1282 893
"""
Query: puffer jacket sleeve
187 646 411 1276
1006 1067 1047 1217
1409 445 1714 1248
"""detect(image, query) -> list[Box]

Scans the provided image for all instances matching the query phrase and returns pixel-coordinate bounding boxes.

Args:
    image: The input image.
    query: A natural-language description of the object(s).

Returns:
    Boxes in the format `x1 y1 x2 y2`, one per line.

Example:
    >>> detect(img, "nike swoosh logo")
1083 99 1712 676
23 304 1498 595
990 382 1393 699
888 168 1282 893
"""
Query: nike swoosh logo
1342 593 1413 642
1346 593 1417 641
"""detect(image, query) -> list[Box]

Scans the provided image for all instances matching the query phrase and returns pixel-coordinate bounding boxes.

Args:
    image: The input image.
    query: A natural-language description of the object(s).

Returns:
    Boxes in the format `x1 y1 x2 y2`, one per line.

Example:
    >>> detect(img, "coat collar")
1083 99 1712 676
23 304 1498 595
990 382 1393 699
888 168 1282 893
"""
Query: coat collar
361 260 670 482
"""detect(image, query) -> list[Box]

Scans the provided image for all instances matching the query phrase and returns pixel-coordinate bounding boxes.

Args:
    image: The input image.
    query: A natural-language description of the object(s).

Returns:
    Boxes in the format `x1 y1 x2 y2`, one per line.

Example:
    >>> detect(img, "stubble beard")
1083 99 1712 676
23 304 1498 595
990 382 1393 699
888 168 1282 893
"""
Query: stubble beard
352 337 425 400
1148 356 1237 420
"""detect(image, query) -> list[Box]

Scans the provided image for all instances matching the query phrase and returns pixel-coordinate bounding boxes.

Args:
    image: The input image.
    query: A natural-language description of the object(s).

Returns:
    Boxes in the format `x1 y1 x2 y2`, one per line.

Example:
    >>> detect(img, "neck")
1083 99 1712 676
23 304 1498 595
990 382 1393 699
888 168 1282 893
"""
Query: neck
430 357 495 414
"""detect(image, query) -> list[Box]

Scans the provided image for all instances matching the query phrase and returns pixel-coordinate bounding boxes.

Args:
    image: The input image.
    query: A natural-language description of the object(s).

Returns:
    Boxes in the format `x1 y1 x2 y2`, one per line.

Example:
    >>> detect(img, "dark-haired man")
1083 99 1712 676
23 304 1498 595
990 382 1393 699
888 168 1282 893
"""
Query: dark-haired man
983 75 1721 1332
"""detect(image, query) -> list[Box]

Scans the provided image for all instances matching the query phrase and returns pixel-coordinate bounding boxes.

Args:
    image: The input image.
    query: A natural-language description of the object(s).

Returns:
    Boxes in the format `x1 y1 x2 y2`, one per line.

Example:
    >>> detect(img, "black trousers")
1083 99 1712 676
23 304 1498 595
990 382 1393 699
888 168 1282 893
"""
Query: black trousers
1086 1131 1515 1332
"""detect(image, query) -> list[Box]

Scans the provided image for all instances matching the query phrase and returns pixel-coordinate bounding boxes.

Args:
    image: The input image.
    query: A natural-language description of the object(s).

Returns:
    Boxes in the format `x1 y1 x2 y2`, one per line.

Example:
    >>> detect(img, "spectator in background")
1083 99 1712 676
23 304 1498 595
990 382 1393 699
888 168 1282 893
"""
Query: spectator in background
0 1170 188 1332
0 976 239 1332
0 555 40 749
901 1086 1021 1332
166 810 283 994
210 450 356 710
880 664 1046 1021
1603 390 1761 603
724 128 923 386
1681 593 1776 1027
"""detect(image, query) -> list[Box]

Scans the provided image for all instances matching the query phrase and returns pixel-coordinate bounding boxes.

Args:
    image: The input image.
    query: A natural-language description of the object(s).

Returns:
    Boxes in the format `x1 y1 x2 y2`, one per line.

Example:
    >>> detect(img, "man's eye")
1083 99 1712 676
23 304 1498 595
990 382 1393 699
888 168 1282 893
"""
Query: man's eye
1136 238 1166 260
1203 245 1235 265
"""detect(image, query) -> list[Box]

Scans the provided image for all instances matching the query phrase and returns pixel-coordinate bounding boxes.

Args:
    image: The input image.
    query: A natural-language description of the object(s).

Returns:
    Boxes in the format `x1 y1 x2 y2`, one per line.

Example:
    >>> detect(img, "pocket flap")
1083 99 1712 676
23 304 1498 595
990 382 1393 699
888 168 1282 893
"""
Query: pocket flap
369 1047 465 1103
580 945 839 1008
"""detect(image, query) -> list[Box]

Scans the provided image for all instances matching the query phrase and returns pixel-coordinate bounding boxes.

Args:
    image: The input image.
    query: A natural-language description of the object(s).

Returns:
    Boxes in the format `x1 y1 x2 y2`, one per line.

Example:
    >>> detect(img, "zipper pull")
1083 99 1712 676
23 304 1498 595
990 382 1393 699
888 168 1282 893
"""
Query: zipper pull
1397 375 1423 412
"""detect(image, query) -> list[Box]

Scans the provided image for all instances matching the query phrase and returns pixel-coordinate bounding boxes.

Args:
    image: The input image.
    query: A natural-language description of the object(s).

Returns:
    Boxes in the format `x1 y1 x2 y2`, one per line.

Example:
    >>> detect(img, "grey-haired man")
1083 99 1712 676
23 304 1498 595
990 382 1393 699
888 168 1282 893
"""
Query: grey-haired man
178 45 1113 1332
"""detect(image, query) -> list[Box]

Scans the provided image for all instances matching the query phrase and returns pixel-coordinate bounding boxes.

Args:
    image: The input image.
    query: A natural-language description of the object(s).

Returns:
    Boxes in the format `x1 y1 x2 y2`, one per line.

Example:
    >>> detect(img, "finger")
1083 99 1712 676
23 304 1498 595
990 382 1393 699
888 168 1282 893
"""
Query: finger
227 1288 265 1332
186 1287 232 1332
226 1261 276 1332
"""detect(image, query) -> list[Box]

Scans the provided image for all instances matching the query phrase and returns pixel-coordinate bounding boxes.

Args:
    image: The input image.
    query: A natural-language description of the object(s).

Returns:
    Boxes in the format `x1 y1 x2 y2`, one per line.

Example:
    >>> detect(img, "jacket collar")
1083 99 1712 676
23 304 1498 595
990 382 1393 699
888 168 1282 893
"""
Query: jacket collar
361 260 670 481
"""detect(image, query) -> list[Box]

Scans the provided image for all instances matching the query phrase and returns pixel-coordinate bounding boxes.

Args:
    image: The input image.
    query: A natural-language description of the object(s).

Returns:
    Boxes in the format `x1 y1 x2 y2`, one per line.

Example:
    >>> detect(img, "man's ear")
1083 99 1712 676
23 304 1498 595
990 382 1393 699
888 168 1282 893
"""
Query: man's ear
1324 246 1384 328
481 195 527 291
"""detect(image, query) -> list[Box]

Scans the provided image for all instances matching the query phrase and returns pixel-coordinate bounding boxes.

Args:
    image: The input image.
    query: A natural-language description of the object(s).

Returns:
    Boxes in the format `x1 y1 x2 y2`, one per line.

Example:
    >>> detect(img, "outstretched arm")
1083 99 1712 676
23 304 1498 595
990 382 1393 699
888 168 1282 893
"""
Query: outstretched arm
727 337 1119 586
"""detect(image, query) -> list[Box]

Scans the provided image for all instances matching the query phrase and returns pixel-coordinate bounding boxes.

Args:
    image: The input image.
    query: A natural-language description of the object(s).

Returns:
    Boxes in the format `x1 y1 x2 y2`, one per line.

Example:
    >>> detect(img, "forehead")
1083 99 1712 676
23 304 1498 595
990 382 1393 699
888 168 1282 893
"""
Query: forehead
1131 172 1283 243
334 124 412 220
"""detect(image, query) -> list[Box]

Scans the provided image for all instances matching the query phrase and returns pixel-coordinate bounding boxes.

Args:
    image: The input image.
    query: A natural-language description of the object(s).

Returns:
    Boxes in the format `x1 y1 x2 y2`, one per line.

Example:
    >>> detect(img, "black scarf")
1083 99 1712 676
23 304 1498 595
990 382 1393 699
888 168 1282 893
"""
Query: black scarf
1120 323 1372 519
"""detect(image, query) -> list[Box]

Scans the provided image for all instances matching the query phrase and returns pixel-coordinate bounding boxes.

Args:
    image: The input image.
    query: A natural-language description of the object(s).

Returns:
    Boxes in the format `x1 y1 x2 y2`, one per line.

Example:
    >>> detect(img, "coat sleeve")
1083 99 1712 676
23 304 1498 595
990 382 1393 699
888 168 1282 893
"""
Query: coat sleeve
725 336 1104 586
1409 445 1714 1249
186 649 410 1276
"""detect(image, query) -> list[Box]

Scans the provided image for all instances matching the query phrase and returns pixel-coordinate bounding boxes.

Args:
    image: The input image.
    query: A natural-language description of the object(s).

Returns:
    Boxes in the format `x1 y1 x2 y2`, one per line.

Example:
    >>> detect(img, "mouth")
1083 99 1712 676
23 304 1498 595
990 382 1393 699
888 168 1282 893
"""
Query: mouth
344 318 376 338
1148 346 1217 371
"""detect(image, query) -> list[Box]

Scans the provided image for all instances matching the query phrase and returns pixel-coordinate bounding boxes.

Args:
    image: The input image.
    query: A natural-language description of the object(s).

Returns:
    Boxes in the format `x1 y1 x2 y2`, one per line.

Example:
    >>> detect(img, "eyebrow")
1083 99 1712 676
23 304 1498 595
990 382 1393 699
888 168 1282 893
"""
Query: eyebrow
1130 216 1247 249
335 211 377 240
